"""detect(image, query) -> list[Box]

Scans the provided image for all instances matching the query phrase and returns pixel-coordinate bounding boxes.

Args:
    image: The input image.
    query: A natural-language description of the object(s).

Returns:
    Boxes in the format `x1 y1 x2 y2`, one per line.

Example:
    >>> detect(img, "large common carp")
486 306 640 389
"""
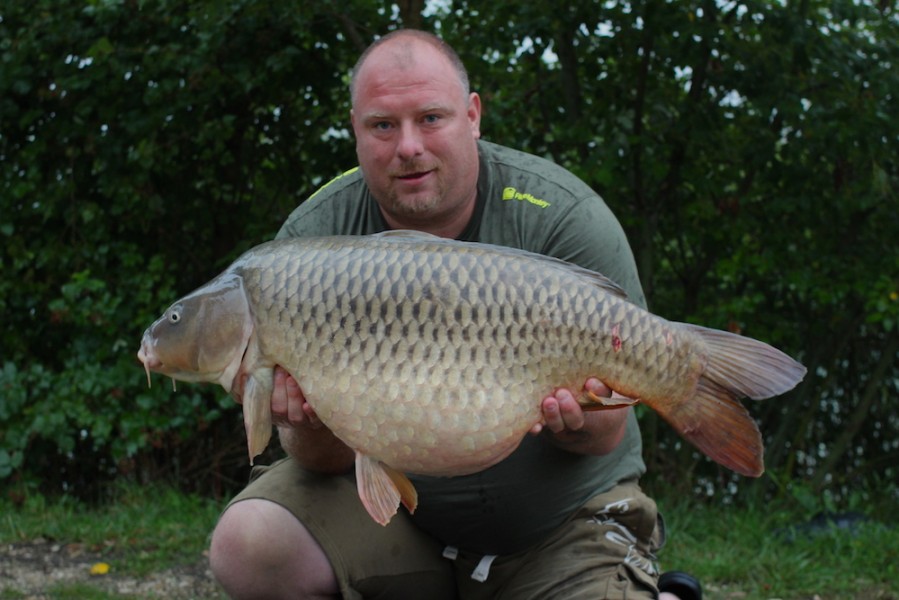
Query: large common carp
138 231 805 525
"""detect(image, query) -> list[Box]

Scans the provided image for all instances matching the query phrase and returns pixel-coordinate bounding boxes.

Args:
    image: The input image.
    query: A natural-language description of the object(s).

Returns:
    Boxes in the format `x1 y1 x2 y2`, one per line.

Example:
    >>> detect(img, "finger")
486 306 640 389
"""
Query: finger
542 395 565 434
584 377 612 398
284 371 305 405
556 388 586 431
301 398 323 429
280 372 324 430
270 366 289 418
282 373 316 428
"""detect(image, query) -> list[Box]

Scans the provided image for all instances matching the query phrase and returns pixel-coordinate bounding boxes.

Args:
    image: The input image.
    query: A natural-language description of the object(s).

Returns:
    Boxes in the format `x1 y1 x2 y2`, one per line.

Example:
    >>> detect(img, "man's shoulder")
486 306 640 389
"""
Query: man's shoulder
478 140 593 198
476 140 604 229
277 167 374 238
305 166 366 204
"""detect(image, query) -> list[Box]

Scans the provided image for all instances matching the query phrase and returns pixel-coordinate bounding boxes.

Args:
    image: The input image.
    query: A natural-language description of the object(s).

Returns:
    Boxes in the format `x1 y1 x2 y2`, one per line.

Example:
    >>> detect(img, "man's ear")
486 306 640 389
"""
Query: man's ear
467 92 482 139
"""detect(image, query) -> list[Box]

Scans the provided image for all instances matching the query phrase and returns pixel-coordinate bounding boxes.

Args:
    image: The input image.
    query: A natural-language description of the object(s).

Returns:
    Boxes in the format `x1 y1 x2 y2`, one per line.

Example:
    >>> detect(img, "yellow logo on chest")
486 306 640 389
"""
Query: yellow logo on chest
502 187 551 209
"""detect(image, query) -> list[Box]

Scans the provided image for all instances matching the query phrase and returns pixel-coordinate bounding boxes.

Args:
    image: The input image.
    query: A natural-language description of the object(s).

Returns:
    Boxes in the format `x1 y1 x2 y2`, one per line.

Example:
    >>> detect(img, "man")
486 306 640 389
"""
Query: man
209 29 701 600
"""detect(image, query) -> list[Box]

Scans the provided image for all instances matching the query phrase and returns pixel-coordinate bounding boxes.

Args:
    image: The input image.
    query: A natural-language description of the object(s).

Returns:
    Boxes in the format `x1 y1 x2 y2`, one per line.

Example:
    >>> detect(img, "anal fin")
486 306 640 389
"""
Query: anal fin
355 453 418 526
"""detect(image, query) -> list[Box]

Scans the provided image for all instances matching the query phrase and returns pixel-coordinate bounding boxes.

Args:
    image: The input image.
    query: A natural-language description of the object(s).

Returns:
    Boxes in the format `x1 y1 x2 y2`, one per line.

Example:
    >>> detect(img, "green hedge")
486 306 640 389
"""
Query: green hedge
2 1 897 505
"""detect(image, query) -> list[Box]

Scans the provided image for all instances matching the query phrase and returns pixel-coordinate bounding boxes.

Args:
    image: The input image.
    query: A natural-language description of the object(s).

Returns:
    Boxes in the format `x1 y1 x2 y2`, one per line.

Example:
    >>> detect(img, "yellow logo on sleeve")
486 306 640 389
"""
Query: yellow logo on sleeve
307 167 361 202
502 187 551 209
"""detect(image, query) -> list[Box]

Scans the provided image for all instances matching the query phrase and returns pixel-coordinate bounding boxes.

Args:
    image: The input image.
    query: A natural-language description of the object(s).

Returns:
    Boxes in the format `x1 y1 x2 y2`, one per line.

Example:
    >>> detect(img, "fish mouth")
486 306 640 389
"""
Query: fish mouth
137 334 162 387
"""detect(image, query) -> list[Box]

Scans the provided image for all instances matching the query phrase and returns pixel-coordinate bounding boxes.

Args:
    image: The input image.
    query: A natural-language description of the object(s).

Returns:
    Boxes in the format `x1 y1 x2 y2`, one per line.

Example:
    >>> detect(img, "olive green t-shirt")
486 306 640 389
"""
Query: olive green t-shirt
277 139 647 555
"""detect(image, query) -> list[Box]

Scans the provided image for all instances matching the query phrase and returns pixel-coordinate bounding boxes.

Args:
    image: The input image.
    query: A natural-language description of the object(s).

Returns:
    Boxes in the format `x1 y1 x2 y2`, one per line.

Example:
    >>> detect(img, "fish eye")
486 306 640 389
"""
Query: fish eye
168 305 182 324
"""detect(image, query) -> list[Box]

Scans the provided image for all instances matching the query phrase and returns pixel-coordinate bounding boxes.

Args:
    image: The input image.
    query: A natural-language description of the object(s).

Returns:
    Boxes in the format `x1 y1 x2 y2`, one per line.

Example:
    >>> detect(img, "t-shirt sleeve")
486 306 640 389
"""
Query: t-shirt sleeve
540 194 647 309
474 141 646 309
274 167 386 240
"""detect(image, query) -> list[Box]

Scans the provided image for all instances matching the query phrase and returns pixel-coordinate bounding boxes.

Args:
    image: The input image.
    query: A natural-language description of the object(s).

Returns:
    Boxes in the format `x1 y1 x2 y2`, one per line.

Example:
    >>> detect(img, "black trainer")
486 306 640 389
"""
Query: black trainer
658 571 702 600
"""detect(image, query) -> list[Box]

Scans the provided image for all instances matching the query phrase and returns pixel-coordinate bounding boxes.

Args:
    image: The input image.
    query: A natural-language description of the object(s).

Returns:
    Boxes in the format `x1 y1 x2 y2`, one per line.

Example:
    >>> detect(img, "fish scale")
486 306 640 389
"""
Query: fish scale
250 237 648 465
138 231 806 525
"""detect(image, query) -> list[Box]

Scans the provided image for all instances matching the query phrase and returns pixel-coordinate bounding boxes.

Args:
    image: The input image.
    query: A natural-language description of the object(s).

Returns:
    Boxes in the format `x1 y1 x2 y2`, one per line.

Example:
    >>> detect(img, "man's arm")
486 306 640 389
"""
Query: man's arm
531 378 631 456
271 367 355 473
532 197 643 457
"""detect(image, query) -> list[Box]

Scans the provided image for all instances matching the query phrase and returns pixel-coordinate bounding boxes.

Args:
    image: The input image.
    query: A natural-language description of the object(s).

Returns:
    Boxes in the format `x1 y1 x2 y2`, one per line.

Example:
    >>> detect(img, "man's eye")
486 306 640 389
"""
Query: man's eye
423 114 441 124
373 121 392 130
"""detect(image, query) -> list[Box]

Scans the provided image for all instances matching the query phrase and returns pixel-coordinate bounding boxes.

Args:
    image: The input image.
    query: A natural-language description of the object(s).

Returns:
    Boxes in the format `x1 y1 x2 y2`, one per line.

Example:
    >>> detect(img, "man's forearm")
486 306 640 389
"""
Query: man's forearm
278 425 355 474
546 407 630 456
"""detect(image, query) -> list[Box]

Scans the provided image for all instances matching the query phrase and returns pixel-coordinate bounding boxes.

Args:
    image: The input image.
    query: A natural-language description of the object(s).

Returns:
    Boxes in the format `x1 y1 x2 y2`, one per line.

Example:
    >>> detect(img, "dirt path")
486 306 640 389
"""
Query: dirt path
0 539 226 599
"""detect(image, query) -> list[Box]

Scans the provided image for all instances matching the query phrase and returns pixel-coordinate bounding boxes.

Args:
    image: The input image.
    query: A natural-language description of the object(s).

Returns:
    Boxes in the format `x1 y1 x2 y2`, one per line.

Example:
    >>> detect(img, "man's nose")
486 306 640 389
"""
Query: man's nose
396 122 424 159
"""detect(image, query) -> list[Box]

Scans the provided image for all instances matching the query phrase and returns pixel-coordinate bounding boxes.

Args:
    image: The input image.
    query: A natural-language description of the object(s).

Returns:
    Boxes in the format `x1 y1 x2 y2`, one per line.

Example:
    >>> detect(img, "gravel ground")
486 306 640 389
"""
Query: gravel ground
3 539 895 600
0 539 226 599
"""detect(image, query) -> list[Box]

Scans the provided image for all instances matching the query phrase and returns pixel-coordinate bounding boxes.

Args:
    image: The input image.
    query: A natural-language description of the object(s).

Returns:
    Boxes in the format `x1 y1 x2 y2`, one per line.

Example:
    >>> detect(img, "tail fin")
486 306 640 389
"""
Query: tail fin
684 325 807 400
654 324 806 477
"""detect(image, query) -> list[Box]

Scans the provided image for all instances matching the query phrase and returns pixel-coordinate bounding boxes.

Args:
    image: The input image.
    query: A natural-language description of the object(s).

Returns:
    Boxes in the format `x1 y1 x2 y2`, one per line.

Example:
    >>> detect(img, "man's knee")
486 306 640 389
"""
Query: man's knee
210 499 338 598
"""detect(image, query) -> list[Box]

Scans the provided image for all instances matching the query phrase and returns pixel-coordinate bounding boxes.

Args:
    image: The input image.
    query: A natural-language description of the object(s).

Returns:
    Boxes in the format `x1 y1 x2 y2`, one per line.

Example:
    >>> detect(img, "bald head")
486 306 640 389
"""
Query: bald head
350 30 470 106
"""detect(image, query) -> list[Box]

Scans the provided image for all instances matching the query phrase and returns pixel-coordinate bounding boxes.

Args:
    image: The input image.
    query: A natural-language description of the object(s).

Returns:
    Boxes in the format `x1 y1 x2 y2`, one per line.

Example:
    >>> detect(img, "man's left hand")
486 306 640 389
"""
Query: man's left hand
531 377 611 435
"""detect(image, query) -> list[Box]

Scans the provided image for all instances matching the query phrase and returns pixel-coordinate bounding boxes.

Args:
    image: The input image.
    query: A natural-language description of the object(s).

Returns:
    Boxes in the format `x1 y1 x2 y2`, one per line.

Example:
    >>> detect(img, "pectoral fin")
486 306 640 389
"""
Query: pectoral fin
355 453 418 526
242 371 273 465
578 390 640 411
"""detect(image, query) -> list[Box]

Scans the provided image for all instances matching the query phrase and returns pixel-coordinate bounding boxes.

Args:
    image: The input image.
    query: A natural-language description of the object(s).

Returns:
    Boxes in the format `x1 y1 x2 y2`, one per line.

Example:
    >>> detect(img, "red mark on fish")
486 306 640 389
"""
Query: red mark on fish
611 324 622 352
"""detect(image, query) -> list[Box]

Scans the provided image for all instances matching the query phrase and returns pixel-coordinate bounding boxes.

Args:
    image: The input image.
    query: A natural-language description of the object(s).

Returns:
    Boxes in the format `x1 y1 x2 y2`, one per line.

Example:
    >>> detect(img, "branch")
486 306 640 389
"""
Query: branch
656 0 715 204
811 333 899 491
397 0 424 30
554 26 582 123
334 13 368 53
762 310 865 471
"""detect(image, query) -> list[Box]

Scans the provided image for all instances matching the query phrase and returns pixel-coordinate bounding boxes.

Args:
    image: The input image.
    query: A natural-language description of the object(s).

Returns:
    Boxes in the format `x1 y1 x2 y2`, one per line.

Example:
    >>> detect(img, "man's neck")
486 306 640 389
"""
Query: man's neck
381 195 477 240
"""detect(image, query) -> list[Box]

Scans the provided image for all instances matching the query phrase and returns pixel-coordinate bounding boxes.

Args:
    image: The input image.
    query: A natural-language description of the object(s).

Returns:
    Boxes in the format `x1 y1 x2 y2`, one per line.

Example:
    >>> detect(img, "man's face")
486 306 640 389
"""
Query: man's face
350 39 481 229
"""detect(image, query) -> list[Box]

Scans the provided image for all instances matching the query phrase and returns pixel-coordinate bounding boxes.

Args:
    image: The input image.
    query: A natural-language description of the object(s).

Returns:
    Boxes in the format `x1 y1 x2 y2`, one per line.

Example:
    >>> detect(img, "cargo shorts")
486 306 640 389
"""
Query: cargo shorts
225 457 665 599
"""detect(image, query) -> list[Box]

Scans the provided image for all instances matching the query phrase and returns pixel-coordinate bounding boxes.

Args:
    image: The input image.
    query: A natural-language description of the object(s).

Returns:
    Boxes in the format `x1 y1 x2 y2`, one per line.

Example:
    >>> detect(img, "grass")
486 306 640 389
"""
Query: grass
1 483 224 599
1 481 897 599
657 494 898 600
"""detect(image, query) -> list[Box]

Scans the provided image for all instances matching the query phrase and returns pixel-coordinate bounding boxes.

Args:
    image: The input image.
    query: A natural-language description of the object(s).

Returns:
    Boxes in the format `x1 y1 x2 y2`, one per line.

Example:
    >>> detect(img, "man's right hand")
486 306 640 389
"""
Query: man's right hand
271 366 355 473
271 366 323 430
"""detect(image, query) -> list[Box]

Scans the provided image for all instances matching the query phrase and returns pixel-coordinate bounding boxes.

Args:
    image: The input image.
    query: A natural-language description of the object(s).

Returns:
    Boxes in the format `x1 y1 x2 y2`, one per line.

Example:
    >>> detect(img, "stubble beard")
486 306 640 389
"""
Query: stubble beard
384 189 442 220
384 162 444 220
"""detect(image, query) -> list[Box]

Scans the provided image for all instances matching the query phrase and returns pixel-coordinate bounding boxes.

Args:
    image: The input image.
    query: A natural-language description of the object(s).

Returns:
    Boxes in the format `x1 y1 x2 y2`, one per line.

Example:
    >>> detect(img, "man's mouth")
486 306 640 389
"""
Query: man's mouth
397 170 431 181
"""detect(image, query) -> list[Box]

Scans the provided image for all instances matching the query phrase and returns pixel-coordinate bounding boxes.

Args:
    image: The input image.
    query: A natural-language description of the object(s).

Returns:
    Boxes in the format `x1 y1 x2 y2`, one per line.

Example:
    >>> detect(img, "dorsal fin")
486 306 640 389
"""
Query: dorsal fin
552 260 629 300
371 229 442 240
369 230 630 301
